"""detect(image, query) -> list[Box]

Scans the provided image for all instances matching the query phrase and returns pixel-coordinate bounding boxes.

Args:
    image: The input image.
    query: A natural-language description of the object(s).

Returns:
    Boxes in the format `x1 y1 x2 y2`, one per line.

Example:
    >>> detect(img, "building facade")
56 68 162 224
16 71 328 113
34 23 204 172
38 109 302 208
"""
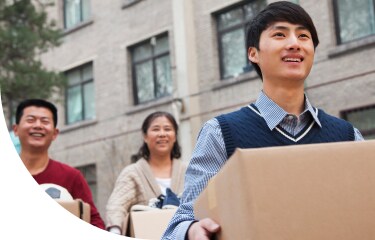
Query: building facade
38 0 375 219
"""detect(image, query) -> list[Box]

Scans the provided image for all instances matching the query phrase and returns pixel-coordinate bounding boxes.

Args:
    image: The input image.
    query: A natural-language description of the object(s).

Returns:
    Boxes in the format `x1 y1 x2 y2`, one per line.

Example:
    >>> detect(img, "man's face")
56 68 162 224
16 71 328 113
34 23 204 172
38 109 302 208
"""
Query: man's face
248 21 315 84
13 106 59 152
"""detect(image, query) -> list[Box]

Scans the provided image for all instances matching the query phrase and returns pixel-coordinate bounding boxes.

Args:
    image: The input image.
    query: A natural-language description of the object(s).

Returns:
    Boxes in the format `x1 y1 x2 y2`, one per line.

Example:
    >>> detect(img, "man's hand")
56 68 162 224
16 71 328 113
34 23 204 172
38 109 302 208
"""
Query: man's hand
187 218 220 240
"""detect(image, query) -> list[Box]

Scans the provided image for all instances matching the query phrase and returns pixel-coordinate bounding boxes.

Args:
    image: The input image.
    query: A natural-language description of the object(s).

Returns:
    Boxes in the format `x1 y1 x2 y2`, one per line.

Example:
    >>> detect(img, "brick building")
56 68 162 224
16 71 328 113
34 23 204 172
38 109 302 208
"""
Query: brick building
36 0 375 218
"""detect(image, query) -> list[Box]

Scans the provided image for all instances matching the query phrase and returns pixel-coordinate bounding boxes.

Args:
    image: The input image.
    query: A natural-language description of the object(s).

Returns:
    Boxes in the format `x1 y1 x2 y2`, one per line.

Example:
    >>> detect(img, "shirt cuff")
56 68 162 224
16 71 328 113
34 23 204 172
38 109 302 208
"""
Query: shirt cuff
177 220 196 240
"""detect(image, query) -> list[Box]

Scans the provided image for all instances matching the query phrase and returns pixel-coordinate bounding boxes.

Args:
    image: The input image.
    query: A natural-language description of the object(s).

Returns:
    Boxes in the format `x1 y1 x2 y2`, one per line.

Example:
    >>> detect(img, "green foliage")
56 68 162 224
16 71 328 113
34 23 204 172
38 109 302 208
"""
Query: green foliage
0 0 66 121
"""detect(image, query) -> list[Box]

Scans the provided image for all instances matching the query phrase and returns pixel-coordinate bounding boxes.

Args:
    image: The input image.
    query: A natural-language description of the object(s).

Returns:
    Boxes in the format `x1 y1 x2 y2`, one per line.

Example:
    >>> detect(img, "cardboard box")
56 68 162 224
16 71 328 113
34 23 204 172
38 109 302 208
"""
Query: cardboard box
194 140 375 240
56 199 91 223
128 208 176 239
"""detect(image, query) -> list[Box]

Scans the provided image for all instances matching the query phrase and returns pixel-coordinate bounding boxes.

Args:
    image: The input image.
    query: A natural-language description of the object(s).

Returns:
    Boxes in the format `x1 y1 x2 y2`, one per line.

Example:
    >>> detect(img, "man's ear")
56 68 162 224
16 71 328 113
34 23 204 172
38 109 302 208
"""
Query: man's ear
248 47 259 63
12 124 19 136
52 128 59 141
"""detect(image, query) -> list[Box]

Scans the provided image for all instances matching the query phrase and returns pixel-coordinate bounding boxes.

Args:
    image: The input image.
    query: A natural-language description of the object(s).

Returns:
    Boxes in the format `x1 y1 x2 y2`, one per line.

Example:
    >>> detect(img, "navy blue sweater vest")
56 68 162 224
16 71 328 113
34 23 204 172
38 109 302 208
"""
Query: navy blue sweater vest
216 104 355 158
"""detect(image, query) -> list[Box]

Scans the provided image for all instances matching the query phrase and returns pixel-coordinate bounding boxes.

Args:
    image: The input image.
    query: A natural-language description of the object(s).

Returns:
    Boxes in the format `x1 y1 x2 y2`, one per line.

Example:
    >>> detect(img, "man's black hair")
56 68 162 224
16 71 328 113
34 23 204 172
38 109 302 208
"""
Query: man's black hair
15 99 58 127
246 1 319 79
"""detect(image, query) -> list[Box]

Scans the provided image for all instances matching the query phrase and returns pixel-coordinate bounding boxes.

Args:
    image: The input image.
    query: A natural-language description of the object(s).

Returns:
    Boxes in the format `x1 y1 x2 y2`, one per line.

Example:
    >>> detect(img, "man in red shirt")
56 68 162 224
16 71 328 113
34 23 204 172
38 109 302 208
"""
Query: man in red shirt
13 99 105 229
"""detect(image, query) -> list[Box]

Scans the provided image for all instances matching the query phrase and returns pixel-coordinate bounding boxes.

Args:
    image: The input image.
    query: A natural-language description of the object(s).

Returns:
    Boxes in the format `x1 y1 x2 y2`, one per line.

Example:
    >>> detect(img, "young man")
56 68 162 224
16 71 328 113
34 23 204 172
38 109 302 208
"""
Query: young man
162 2 364 240
13 99 105 229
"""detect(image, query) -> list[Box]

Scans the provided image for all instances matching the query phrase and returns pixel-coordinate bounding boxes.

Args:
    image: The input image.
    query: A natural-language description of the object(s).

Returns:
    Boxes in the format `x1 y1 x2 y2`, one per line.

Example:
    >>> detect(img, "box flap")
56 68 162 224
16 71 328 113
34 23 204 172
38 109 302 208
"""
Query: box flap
129 208 176 239
56 199 91 223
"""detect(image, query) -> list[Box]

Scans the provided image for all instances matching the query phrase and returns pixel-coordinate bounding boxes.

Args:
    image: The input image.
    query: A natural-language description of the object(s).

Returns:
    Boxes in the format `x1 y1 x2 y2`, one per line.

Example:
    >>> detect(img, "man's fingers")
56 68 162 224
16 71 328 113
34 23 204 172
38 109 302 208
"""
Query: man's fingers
187 218 221 240
200 218 220 233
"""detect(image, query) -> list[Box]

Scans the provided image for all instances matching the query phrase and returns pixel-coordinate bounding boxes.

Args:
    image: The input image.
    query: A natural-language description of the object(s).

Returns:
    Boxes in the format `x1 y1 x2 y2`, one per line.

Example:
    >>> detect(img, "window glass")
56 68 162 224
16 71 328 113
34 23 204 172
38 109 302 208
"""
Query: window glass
216 0 266 79
155 55 172 98
221 29 246 78
336 0 375 43
217 8 243 31
83 64 93 81
67 85 83 124
343 106 375 139
133 44 152 62
82 0 91 21
155 36 169 55
83 82 95 120
64 0 81 29
67 69 80 86
244 1 267 20
135 61 154 103
76 164 97 203
346 108 375 131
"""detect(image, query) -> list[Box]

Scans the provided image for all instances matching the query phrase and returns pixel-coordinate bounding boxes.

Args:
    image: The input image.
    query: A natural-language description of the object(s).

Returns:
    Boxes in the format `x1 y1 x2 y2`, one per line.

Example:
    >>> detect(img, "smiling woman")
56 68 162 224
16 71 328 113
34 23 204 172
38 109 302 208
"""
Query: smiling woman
105 111 187 236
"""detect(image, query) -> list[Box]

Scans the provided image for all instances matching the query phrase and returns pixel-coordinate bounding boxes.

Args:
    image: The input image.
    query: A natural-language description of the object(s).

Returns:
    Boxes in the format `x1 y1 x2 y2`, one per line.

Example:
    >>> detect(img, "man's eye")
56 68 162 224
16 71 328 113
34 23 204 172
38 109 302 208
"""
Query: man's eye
274 32 285 37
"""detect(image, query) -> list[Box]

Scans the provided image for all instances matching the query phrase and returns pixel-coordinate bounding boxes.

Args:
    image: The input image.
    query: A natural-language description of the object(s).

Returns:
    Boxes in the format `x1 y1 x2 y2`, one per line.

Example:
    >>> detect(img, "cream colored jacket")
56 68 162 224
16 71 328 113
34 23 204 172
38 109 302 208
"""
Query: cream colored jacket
105 158 187 234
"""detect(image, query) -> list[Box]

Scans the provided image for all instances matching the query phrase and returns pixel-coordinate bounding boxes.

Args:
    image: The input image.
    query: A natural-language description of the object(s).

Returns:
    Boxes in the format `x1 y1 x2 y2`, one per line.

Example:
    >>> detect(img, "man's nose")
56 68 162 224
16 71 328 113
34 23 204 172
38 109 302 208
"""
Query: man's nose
32 120 43 128
286 35 301 50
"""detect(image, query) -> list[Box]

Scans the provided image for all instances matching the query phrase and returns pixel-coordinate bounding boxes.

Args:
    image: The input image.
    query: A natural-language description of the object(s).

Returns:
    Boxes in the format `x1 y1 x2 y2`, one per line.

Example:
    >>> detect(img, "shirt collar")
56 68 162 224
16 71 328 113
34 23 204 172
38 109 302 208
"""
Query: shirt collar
254 91 322 130
304 96 321 128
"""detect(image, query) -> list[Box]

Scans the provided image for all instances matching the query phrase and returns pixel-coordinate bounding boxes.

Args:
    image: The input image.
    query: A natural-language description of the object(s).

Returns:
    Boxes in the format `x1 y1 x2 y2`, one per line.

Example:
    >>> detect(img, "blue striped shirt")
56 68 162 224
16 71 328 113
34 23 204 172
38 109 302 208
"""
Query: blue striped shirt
161 91 364 240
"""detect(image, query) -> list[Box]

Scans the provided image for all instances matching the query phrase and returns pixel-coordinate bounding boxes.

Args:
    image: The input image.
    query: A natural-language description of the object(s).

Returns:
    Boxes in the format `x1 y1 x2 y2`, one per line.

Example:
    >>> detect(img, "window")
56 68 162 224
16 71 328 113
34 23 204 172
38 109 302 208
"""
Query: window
64 0 91 29
76 164 98 203
341 105 375 139
216 0 266 79
65 63 95 125
333 0 375 44
131 34 172 104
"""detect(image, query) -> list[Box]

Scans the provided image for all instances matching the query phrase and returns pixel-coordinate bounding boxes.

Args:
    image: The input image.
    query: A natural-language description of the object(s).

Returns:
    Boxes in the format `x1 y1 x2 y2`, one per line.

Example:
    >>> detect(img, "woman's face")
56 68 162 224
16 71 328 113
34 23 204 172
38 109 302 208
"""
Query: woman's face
143 116 176 158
